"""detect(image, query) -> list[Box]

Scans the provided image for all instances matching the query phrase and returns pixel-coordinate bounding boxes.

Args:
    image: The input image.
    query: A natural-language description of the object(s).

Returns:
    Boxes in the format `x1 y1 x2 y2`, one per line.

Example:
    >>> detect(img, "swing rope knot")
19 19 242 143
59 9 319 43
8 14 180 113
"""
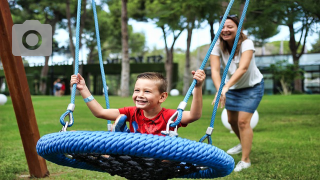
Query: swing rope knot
168 101 186 128
161 110 179 136
199 134 212 145
60 103 75 127
199 127 214 145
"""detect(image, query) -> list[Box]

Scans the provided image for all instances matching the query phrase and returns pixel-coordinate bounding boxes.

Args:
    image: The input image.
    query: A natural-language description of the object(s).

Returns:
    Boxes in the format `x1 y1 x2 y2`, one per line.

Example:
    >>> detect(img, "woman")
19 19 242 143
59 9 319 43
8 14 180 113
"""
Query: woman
210 15 264 172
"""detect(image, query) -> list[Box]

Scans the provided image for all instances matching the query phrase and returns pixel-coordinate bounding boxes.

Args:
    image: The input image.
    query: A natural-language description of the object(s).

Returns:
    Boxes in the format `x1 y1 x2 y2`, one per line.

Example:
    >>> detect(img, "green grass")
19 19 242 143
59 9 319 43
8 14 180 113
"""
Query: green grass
0 95 319 180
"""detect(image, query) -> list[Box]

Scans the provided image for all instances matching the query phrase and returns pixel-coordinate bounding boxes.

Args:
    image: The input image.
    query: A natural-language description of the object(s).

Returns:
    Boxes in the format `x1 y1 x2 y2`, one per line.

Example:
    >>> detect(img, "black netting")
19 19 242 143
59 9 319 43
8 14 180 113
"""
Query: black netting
72 153 203 180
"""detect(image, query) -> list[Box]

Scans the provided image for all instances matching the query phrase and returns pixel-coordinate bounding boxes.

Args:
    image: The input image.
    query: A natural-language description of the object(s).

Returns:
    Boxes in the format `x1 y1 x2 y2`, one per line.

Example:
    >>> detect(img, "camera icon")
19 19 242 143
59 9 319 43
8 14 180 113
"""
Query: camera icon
12 20 52 56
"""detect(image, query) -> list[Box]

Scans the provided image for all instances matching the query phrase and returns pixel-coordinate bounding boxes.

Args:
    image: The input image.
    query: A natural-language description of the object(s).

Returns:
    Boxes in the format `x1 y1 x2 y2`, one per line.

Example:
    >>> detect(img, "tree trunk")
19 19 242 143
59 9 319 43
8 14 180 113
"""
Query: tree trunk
288 23 305 93
39 19 57 95
39 56 50 94
161 26 184 92
78 0 86 76
120 0 130 97
165 50 173 93
293 57 302 92
183 22 194 95
79 0 86 51
209 20 215 42
66 0 75 61
280 76 291 95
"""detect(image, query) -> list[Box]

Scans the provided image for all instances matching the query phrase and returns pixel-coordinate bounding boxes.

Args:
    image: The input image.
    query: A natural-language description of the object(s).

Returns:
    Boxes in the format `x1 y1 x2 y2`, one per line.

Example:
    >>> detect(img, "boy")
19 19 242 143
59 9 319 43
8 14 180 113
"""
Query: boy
70 70 205 136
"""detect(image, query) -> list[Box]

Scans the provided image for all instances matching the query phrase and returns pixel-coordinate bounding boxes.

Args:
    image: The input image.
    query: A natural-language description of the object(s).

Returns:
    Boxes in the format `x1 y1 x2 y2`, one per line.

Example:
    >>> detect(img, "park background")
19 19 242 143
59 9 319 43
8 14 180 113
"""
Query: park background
1 0 320 96
0 0 320 179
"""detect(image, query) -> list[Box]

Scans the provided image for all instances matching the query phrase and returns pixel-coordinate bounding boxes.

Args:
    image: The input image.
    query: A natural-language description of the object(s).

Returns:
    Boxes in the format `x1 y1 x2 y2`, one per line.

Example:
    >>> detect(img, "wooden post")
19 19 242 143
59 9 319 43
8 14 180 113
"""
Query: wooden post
0 0 49 178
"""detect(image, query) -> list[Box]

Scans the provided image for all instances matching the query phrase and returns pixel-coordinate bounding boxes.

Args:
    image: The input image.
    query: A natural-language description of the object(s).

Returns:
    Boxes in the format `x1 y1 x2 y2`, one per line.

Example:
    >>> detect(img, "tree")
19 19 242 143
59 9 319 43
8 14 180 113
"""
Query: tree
245 12 280 55
180 0 224 95
269 60 304 95
145 1 186 92
107 0 147 96
65 0 76 62
249 0 316 92
205 1 224 42
10 0 66 94
310 33 320 53
120 0 130 97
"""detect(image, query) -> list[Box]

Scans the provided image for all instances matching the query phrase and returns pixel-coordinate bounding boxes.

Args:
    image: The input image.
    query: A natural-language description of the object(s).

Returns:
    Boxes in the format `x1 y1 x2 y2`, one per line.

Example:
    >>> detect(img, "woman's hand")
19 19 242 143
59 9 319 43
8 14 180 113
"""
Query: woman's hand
70 73 86 91
211 85 229 108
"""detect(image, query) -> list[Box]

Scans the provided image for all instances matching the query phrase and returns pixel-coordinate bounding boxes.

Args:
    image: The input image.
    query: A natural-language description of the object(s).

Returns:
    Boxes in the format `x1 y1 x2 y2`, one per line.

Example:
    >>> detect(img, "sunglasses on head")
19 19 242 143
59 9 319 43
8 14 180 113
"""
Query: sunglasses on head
219 14 238 20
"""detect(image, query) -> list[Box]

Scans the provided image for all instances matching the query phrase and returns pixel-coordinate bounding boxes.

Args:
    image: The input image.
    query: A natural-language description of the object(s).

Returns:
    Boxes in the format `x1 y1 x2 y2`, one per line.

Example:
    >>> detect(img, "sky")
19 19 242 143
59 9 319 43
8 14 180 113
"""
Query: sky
23 19 319 65
129 20 318 52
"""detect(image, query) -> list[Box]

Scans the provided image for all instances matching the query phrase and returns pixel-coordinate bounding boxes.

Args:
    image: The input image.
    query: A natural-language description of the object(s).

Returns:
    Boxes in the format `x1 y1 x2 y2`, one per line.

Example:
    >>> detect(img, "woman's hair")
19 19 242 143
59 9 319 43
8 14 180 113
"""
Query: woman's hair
136 72 167 93
219 16 247 56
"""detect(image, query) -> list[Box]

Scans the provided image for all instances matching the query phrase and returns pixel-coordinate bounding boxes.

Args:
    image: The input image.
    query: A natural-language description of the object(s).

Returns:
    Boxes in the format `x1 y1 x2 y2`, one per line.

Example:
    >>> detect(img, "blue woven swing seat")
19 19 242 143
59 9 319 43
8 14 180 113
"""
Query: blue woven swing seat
37 131 234 179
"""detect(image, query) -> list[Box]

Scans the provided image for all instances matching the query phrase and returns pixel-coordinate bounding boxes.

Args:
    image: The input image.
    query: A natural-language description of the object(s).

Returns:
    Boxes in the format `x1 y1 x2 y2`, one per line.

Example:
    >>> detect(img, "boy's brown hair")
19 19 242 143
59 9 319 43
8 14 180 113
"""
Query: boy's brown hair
136 72 167 93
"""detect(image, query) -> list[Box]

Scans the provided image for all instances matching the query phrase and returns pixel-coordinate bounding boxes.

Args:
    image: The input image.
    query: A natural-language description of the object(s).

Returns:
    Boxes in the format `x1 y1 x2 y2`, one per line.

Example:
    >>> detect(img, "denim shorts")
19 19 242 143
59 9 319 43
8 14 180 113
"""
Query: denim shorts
225 79 264 113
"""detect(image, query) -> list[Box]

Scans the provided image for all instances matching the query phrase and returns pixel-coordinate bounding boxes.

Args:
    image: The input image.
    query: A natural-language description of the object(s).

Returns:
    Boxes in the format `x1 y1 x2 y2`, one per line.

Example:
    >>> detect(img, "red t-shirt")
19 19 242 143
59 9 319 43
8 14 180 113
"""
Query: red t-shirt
118 106 187 136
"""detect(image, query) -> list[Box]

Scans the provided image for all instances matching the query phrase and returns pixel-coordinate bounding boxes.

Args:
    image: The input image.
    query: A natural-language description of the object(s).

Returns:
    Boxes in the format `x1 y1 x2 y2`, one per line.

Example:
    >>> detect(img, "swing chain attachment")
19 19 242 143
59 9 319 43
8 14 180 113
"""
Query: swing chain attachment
168 101 188 128
107 124 112 132
206 127 214 135
177 101 187 111
60 103 75 128
161 111 179 137
199 127 214 145
60 121 69 132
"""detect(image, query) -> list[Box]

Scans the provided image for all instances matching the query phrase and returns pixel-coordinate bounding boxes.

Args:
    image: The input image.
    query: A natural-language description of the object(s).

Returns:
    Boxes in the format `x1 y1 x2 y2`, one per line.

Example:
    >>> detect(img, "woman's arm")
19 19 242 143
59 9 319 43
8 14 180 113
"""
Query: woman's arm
224 50 253 88
210 55 222 90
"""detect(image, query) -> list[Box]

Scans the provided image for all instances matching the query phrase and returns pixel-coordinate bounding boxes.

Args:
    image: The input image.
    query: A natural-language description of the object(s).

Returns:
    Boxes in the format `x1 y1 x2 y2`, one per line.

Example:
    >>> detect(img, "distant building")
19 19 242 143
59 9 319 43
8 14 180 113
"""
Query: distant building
204 53 320 95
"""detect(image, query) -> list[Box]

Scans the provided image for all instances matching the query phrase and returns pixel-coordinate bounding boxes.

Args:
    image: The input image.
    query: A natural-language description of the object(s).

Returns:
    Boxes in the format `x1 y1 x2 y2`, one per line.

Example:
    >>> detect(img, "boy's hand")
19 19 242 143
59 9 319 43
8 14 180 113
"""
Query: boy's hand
192 69 206 87
70 73 86 91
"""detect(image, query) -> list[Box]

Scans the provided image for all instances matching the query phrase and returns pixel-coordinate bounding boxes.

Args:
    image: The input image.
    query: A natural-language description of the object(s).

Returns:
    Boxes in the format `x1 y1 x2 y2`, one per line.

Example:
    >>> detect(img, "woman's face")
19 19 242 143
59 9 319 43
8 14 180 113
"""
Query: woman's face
221 19 238 43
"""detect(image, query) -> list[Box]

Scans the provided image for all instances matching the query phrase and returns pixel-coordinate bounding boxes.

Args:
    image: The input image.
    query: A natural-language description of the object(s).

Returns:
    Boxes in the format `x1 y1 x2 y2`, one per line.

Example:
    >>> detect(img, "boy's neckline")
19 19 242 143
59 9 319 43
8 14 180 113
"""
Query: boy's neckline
141 107 164 119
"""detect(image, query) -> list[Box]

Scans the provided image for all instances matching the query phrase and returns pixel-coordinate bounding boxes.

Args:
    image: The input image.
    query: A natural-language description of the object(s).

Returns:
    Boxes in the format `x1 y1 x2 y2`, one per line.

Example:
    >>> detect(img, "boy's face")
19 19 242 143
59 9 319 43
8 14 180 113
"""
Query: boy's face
132 78 167 110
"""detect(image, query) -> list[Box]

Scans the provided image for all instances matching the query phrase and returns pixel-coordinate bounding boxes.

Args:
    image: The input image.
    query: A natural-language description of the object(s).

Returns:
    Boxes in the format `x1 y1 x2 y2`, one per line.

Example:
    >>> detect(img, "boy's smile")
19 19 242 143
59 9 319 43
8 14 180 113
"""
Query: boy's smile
132 79 164 110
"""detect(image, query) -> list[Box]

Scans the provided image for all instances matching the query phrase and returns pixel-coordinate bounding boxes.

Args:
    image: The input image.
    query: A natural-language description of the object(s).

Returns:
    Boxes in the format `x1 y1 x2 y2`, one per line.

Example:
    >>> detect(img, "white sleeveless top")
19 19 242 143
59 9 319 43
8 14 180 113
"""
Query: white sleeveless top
211 39 263 89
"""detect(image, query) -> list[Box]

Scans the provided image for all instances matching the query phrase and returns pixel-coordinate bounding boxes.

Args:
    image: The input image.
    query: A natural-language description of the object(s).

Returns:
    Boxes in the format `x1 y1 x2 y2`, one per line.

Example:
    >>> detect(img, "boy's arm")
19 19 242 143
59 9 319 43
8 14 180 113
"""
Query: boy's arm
181 70 205 124
71 73 120 121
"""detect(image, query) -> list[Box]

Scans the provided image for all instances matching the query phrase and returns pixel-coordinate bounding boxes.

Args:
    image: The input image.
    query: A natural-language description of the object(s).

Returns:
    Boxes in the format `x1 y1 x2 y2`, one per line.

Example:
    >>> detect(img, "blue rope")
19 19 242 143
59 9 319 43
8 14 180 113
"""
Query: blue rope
60 0 112 127
92 0 111 125
199 0 250 143
170 0 236 127
170 0 250 145
60 0 82 127
209 0 250 128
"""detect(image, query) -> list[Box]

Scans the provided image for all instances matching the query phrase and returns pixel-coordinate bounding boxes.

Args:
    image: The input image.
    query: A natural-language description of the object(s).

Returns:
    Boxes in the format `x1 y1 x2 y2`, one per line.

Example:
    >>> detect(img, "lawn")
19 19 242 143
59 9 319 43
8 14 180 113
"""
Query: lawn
0 94 319 180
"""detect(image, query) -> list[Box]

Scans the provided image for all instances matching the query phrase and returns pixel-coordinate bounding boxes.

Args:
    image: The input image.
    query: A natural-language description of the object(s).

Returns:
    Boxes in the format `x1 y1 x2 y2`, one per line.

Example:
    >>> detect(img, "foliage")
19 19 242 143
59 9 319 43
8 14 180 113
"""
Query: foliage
248 0 317 92
0 95 320 179
245 20 280 45
105 0 147 58
245 1 280 45
265 41 292 54
268 60 304 95
310 33 320 53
